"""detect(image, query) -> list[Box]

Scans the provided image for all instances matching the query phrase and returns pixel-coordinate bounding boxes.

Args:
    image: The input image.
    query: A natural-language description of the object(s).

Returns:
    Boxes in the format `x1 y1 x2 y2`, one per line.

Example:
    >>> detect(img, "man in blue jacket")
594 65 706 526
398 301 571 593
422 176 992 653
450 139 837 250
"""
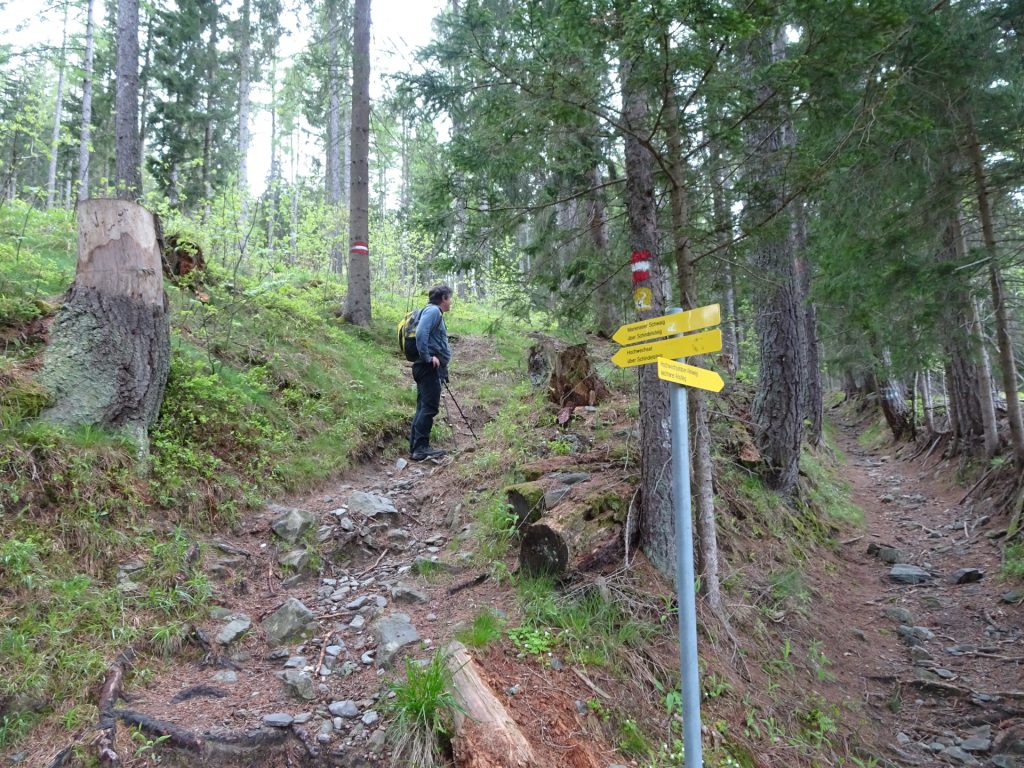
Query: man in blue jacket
409 285 452 461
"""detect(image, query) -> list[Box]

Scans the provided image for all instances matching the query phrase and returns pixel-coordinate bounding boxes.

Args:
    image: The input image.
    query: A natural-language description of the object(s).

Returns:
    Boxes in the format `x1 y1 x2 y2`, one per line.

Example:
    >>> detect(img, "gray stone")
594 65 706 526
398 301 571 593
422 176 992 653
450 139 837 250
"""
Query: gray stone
349 615 366 630
293 713 312 724
909 646 933 661
284 656 308 669
943 746 980 765
386 528 414 548
368 728 387 753
551 472 591 485
890 564 933 584
387 589 428 606
347 596 369 610
1000 588 1024 604
348 491 399 523
212 670 238 683
544 486 572 508
371 613 420 667
270 506 318 544
263 713 294 727
361 711 379 726
395 458 408 471
282 670 317 701
216 616 252 645
951 568 984 584
959 737 991 752
279 549 311 571
329 700 360 718
262 598 316 645
883 607 914 624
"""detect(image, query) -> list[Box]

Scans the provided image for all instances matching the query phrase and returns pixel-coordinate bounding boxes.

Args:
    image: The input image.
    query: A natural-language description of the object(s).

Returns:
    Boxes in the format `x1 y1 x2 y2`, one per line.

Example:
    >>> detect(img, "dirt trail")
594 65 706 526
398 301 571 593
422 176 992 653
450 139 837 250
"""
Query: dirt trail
828 416 1023 768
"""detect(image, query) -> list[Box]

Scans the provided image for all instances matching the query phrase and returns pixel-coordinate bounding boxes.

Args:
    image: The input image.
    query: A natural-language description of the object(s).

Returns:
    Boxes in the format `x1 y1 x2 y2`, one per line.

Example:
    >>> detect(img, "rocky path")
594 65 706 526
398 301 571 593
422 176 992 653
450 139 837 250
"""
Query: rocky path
831 419 1023 768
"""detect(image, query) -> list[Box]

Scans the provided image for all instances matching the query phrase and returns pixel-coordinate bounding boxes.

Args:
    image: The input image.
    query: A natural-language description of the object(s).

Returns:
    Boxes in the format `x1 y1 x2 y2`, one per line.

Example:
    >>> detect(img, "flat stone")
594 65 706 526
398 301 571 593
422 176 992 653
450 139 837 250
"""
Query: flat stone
951 568 984 584
216 616 252 646
960 736 991 752
883 607 914 624
890 564 932 584
263 713 294 727
329 700 360 718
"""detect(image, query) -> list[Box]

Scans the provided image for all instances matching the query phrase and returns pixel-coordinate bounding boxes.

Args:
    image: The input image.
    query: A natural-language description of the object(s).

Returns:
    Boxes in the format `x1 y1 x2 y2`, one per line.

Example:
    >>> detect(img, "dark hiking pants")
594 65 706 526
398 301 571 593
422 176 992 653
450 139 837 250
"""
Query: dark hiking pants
410 363 441 455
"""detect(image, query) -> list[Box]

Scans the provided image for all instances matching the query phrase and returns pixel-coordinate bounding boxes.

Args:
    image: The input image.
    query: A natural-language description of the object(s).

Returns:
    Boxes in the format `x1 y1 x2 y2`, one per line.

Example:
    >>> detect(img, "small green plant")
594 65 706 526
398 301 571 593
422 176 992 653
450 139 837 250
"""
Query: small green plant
1002 542 1024 580
703 672 733 700
796 704 838 747
548 437 573 455
618 718 651 757
808 639 835 682
507 625 556 656
131 728 171 763
386 652 462 768
456 608 504 649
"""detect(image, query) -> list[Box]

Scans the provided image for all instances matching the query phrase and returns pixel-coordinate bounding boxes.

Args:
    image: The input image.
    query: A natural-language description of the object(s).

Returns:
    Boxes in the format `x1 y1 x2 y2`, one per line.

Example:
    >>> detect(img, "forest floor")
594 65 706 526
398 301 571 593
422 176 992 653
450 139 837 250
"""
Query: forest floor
18 334 1024 768
825 412 1023 768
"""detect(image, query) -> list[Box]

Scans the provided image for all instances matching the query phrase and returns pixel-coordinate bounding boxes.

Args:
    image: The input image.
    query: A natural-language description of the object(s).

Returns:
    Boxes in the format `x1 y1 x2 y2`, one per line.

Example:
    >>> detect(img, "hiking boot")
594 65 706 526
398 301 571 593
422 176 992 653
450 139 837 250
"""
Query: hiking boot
422 447 447 458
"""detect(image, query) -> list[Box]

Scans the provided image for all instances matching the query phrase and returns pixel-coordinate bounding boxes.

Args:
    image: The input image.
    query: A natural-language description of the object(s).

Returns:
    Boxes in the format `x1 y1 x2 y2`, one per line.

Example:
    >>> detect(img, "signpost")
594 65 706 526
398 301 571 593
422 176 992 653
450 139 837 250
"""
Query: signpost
612 303 721 346
611 304 724 768
610 328 722 369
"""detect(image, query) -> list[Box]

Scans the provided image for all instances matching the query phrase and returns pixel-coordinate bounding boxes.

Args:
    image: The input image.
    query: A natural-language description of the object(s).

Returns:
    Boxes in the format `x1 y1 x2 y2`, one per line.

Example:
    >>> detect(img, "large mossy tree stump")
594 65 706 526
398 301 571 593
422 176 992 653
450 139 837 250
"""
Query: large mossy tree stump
40 199 170 444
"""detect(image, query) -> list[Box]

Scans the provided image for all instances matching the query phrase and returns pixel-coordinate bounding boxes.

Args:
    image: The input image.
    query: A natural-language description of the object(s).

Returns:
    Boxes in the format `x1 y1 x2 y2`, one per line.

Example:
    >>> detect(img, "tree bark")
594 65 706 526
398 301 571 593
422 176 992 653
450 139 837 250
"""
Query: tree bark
446 642 538 768
237 0 252 225
77 0 96 204
47 3 69 210
40 199 170 444
745 28 802 493
327 0 345 276
343 0 372 325
620 53 674 579
964 116 1024 464
115 0 142 199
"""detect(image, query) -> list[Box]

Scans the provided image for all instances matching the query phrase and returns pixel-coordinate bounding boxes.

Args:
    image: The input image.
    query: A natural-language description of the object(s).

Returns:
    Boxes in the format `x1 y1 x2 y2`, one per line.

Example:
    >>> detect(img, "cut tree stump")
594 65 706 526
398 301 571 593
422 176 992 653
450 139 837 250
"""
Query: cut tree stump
446 641 537 768
527 339 609 408
40 199 170 444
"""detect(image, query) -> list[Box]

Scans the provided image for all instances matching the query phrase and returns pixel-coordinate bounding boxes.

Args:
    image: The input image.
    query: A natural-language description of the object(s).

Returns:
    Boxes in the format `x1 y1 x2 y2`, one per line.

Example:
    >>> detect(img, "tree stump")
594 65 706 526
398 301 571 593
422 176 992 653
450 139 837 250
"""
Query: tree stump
446 641 537 768
505 481 546 528
40 199 170 443
527 339 609 408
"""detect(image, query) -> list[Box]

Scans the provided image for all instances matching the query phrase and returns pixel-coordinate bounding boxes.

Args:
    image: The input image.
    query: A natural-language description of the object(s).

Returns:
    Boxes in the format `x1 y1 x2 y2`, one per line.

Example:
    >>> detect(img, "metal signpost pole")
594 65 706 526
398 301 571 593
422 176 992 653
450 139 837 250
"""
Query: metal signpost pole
668 308 703 768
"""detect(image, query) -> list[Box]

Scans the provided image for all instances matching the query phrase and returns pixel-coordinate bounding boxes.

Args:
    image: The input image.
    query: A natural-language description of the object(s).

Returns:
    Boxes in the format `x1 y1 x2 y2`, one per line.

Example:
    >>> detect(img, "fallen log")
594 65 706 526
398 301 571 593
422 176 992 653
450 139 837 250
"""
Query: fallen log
446 641 537 768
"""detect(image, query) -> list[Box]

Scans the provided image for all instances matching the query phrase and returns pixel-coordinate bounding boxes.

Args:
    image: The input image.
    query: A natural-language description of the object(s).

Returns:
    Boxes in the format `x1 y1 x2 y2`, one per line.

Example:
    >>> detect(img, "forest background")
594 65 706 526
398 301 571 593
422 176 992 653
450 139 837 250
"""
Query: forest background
1 0 1024 763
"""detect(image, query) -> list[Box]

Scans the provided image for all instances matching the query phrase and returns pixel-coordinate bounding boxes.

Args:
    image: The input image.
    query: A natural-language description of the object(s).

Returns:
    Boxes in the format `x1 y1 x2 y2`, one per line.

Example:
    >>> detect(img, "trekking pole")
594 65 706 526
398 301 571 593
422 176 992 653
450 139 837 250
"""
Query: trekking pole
440 394 459 449
443 380 478 440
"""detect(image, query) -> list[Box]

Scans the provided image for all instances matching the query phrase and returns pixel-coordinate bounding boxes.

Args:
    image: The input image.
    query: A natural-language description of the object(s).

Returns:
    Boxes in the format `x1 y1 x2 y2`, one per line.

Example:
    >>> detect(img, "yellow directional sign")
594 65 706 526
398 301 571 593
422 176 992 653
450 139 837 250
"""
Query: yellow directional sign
610 328 722 369
657 358 725 392
612 304 721 346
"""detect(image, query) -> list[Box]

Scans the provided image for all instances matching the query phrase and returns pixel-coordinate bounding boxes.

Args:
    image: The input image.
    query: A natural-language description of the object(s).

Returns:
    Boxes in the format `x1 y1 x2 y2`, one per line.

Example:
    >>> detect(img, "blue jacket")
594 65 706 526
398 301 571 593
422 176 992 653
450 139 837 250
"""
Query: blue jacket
415 304 451 378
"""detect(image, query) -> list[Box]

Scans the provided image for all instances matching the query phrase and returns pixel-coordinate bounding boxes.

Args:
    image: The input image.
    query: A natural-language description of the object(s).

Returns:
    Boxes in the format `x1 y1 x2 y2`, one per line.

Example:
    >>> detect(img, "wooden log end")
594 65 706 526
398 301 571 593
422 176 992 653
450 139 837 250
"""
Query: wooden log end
519 523 569 577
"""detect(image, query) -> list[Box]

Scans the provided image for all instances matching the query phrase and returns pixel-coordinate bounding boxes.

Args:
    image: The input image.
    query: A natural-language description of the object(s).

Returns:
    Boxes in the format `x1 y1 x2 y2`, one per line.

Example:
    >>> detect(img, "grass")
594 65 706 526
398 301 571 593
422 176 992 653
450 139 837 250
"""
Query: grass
385 652 462 768
455 608 504 649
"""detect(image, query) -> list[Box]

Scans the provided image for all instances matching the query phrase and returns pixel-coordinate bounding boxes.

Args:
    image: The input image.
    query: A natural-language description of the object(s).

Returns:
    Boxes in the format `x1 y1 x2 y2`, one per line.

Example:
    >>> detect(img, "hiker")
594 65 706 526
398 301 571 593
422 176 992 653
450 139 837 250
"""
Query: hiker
409 284 452 461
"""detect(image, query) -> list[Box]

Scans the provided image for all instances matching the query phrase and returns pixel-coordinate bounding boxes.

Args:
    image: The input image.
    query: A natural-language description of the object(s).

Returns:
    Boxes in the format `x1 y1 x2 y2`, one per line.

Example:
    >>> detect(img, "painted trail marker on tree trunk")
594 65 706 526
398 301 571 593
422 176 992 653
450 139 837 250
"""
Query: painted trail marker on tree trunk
610 302 725 768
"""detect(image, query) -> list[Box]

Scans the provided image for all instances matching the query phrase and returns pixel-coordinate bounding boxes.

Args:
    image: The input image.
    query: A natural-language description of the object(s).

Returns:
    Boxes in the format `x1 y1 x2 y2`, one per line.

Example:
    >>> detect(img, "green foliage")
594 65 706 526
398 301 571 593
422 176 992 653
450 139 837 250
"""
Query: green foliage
455 608 504 649
385 652 462 768
799 447 864 528
507 625 556 657
1002 542 1024 580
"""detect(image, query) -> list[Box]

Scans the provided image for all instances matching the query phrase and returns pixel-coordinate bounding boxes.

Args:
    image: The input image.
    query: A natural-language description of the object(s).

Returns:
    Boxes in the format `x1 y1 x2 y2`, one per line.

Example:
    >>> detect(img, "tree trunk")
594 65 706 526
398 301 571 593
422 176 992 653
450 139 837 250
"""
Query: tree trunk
327 0 345 275
921 370 935 433
792 199 823 447
620 54 673 579
201 7 219 222
40 199 170 444
664 63 725 614
237 0 252 225
964 118 1024 464
745 29 802 493
446 642 538 768
115 0 141 199
971 299 999 458
343 0 372 326
47 3 70 210
77 0 96 203
710 142 739 374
